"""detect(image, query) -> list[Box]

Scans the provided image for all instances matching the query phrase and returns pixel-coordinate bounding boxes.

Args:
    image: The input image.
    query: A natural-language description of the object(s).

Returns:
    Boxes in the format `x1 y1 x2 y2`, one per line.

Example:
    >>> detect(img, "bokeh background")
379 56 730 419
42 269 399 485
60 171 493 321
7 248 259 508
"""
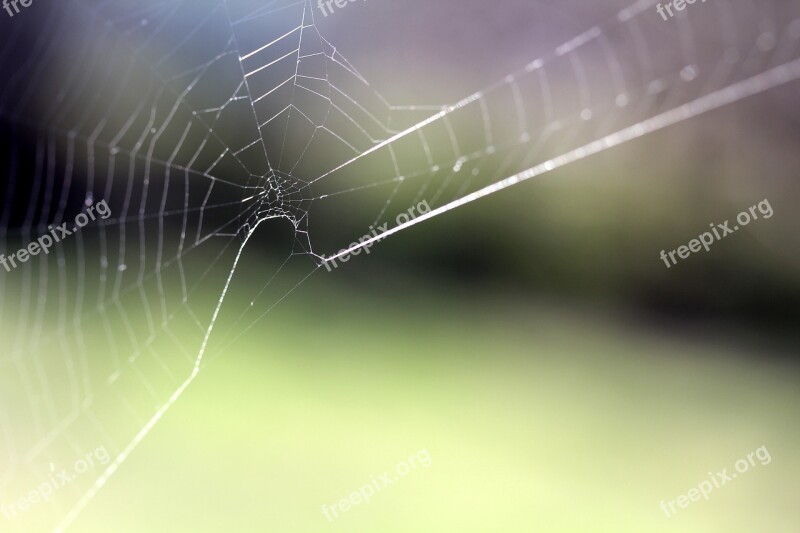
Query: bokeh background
0 0 798 531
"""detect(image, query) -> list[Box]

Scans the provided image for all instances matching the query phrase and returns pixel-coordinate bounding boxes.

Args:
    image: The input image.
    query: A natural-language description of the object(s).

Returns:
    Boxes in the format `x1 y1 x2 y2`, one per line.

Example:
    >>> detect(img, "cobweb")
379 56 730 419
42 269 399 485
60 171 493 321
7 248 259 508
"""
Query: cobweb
0 0 798 530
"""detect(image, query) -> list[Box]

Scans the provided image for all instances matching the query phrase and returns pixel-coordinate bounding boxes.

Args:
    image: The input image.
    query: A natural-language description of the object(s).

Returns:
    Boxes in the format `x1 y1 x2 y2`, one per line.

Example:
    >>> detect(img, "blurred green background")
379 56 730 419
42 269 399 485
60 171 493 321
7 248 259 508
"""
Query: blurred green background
71 276 800 532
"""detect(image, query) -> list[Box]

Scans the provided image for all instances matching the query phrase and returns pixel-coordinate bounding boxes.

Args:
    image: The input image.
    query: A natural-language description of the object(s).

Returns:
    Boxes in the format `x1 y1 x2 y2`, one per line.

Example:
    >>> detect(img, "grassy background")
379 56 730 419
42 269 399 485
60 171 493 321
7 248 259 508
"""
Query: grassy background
72 280 800 532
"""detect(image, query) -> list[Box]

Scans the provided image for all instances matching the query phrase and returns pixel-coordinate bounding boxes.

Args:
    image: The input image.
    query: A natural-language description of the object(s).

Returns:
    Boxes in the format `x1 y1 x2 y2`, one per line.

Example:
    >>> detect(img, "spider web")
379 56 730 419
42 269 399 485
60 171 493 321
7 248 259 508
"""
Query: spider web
0 0 798 530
